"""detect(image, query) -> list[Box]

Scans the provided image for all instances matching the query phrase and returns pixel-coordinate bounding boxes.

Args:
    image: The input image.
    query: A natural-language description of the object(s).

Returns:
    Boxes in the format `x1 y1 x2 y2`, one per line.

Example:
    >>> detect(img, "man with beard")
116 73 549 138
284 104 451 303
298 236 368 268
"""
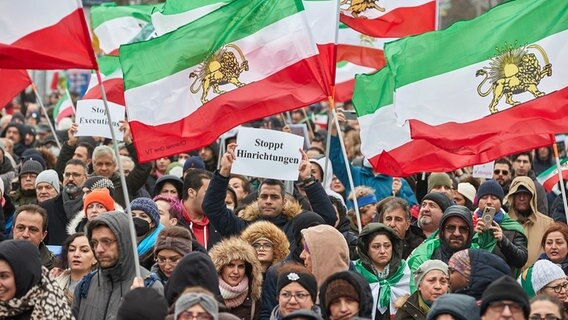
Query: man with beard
505 176 553 268
493 158 513 196
40 159 87 245
416 192 452 238
408 205 474 290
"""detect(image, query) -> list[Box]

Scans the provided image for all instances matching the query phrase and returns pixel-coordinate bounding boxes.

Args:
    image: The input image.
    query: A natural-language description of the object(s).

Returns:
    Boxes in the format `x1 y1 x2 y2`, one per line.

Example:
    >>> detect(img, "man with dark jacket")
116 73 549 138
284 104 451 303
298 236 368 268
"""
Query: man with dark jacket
202 143 336 244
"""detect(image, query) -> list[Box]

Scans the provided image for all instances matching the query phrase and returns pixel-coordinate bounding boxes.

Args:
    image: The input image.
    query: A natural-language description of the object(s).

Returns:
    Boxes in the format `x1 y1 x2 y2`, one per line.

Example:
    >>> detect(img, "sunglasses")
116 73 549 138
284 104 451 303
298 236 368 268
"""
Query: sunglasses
494 169 509 175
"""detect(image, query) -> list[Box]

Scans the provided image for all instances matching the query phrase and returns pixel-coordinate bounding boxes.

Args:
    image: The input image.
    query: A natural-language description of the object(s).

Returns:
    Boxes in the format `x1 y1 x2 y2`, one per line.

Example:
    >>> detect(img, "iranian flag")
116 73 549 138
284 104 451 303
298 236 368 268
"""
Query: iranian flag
0 69 31 108
353 67 554 176
152 0 232 36
538 158 568 192
385 0 568 155
120 0 328 162
83 56 125 106
340 0 435 38
90 3 160 56
0 0 97 70
53 92 75 126
335 62 374 102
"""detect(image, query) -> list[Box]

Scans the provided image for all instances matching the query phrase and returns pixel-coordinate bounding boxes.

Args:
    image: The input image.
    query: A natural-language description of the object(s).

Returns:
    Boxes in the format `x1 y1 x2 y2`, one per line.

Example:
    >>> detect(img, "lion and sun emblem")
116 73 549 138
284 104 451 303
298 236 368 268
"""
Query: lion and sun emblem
341 0 385 18
476 43 552 114
189 44 249 104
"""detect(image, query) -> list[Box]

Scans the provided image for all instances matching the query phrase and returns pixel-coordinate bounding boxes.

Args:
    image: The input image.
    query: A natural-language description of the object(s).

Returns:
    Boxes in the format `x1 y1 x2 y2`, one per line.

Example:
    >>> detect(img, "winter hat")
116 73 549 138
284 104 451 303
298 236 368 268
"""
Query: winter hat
476 180 504 203
131 197 160 226
183 155 206 172
421 192 452 212
117 287 168 320
282 310 324 320
154 174 183 198
414 260 449 287
427 294 480 320
83 188 115 215
277 271 318 303
448 249 471 280
154 235 192 258
324 278 359 311
83 176 114 194
20 149 47 170
175 292 219 320
457 183 476 204
531 259 566 293
34 169 60 192
480 276 530 319
512 185 532 195
428 173 453 192
20 160 43 177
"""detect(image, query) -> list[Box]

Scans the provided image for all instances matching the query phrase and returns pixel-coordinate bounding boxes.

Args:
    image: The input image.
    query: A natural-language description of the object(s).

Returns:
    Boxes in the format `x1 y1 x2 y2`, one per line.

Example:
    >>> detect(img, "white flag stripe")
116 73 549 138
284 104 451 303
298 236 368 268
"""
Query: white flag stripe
94 16 148 54
152 2 227 36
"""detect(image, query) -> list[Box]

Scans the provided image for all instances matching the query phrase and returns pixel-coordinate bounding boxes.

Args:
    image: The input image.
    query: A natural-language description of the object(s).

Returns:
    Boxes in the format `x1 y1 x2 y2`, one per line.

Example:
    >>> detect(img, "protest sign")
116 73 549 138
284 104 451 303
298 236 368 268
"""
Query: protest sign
75 99 124 140
473 161 494 179
232 127 304 180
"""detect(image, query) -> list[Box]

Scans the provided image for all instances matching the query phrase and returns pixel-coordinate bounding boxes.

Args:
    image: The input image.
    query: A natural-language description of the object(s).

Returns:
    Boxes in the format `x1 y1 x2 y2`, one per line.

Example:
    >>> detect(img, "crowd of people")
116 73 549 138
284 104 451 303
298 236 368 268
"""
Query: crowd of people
0 97 566 320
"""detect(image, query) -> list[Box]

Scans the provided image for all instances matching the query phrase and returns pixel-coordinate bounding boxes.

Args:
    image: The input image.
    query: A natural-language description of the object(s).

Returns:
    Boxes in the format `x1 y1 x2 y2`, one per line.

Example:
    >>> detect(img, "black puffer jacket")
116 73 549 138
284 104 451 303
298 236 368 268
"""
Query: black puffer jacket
453 249 511 300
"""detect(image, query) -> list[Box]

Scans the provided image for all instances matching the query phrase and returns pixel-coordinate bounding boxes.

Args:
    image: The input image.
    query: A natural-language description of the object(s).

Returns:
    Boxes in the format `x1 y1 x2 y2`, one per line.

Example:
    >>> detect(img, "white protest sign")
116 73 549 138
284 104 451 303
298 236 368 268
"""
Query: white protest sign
75 99 124 141
232 127 304 181
473 161 495 179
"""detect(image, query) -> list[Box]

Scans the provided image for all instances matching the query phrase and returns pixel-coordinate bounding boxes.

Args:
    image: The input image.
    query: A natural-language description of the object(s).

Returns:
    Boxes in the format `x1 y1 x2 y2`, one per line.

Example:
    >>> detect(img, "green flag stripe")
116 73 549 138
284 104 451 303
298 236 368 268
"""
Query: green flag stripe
98 56 121 76
120 0 302 90
352 67 393 117
91 4 159 29
385 0 568 88
538 158 568 181
160 0 232 15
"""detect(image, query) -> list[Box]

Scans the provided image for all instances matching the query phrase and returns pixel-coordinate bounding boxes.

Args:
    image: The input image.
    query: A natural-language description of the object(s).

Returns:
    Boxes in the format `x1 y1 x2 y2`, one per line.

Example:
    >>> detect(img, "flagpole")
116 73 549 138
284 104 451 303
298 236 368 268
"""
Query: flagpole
29 77 62 150
551 135 568 222
94 69 141 278
64 88 76 115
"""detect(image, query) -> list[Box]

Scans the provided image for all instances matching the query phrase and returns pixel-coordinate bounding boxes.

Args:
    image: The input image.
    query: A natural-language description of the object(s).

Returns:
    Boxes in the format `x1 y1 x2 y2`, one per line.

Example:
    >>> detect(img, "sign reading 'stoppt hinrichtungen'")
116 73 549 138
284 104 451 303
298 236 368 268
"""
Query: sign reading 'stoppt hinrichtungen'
232 127 304 180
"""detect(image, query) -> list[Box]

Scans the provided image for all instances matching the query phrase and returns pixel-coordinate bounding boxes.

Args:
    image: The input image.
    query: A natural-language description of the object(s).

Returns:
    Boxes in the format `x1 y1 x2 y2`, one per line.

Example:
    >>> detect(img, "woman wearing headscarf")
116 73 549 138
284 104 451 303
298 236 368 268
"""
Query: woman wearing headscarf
241 221 290 274
175 290 220 320
209 237 263 320
0 240 73 319
319 271 374 320
354 223 411 320
394 260 450 320
271 263 319 320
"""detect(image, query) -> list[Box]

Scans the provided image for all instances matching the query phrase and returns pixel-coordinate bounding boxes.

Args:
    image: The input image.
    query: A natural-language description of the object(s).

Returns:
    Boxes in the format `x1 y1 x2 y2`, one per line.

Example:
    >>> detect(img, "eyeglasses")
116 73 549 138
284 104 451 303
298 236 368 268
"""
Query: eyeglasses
444 224 469 234
280 291 310 302
493 169 509 175
178 311 213 320
155 255 182 266
529 315 561 320
545 281 568 293
90 238 117 249
488 302 523 314
252 242 273 250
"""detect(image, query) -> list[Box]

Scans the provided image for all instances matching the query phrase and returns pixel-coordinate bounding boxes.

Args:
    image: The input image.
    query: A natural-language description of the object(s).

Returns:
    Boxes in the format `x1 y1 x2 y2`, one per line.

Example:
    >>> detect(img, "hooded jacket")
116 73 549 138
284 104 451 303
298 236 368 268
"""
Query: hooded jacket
319 271 373 320
202 171 336 243
240 220 290 268
72 212 163 320
2 123 27 157
210 237 263 320
354 223 411 320
426 294 480 320
309 157 345 205
453 249 511 300
301 224 350 288
505 176 553 268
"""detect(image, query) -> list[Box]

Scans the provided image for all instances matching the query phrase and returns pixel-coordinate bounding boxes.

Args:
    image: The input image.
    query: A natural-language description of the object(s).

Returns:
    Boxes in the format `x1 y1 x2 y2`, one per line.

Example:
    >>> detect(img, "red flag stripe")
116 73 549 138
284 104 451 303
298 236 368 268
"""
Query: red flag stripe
0 69 30 107
337 44 386 70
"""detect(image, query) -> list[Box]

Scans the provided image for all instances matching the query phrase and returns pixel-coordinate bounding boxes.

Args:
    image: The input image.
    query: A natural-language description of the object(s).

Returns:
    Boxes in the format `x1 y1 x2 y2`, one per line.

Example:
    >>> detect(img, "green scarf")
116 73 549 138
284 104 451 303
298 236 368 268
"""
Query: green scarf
355 259 407 309
477 212 526 253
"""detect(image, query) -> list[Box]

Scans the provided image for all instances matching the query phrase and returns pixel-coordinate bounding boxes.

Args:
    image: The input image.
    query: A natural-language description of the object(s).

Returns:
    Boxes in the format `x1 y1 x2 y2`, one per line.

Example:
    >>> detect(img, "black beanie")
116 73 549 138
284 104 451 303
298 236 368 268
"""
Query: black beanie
117 287 168 320
476 180 504 203
277 271 318 303
480 276 530 319
421 192 452 212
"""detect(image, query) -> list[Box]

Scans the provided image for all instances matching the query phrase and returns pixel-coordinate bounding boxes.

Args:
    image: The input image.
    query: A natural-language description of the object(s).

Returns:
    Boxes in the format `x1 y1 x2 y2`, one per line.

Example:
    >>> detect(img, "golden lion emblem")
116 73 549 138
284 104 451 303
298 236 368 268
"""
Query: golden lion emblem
189 44 249 104
476 43 552 114
340 0 385 18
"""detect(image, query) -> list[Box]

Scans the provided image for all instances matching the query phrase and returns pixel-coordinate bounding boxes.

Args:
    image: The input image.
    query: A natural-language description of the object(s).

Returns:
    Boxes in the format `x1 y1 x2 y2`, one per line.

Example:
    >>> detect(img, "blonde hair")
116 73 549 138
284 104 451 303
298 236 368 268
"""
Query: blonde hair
348 186 375 202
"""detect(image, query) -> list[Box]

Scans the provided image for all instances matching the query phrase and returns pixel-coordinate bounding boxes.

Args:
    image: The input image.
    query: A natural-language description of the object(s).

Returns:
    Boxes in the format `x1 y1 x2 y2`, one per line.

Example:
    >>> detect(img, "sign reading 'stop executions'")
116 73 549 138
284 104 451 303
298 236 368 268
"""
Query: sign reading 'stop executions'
232 127 304 180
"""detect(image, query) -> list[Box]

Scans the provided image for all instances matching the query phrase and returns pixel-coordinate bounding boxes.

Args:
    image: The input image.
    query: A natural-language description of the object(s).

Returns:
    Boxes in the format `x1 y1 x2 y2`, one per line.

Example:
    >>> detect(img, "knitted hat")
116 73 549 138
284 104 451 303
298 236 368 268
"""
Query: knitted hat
83 176 114 194
457 183 476 204
34 169 60 193
83 188 115 215
428 173 453 192
476 180 504 203
421 192 452 212
282 310 324 320
448 249 471 280
20 160 43 177
414 260 449 287
531 259 566 293
183 156 206 172
154 235 192 257
174 292 219 320
117 287 168 320
131 197 160 226
324 279 359 311
480 276 530 319
277 271 318 303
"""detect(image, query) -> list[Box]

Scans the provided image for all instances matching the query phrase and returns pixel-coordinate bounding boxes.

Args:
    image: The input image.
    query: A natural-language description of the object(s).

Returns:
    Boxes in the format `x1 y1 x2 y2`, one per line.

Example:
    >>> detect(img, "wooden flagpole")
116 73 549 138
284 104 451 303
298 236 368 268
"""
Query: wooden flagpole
29 77 62 149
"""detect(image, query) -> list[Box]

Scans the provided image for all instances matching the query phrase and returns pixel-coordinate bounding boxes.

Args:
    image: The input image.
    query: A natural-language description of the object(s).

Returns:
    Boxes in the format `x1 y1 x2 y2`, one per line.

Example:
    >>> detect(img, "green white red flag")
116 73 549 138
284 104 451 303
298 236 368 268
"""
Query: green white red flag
538 158 568 192
340 0 435 38
120 0 328 162
0 0 97 70
53 91 75 126
83 56 125 106
151 0 232 36
0 69 31 107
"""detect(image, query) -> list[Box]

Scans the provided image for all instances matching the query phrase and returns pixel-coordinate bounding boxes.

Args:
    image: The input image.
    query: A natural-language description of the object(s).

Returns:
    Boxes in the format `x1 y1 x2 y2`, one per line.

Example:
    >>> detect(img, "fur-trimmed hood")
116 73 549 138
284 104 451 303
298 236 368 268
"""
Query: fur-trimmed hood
209 237 263 301
67 202 124 235
240 221 290 265
239 195 303 222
